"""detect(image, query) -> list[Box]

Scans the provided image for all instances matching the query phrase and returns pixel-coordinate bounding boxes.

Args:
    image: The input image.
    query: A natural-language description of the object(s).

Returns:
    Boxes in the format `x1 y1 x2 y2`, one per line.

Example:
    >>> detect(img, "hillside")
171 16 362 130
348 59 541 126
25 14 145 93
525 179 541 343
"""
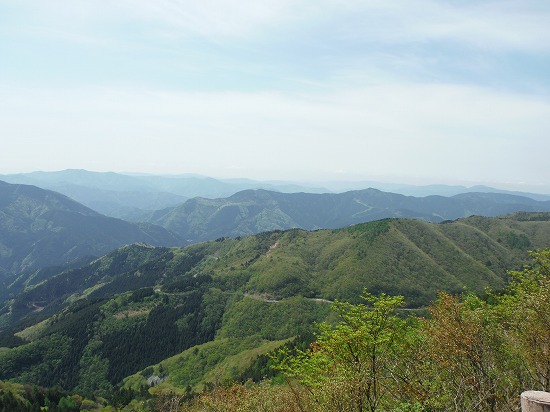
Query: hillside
0 170 327 219
147 188 550 243
4 170 549 223
1 213 549 395
0 180 182 290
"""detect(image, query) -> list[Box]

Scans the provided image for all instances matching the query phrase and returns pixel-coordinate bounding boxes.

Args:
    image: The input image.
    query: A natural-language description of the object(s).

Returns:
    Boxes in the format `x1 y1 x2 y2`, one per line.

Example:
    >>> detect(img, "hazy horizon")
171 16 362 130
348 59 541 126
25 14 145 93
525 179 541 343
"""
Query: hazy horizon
1 1 548 192
2 167 549 195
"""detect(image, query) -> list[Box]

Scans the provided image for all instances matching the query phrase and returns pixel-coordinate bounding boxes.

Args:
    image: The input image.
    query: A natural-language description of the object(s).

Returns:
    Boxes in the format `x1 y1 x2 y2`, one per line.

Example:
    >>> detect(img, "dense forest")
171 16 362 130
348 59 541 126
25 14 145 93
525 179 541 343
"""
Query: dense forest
1 214 549 411
1 248 548 411
159 249 550 411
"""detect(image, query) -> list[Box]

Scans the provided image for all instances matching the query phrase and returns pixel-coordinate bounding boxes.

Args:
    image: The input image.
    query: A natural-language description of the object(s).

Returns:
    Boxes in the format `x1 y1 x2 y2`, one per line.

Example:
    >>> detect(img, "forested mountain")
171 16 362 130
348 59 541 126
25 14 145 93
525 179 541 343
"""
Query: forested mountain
1 213 548 397
0 170 327 219
147 188 550 243
4 170 549 223
0 180 182 288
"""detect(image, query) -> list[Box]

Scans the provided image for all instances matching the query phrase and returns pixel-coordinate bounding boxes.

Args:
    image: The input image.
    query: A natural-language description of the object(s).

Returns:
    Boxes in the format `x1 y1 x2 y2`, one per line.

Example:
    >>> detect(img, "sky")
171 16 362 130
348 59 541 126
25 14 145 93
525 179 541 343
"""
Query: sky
1 1 549 192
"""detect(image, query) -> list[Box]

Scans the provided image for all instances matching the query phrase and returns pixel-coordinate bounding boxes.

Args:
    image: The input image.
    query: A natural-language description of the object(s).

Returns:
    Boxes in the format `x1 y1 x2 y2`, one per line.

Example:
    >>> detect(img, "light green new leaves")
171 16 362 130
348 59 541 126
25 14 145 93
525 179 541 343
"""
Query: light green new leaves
273 291 410 412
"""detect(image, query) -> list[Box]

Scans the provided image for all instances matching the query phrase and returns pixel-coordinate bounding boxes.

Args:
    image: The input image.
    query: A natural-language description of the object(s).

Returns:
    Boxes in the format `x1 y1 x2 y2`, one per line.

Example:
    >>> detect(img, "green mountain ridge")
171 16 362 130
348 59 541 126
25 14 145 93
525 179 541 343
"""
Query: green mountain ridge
148 188 550 243
4 170 549 223
1 212 549 396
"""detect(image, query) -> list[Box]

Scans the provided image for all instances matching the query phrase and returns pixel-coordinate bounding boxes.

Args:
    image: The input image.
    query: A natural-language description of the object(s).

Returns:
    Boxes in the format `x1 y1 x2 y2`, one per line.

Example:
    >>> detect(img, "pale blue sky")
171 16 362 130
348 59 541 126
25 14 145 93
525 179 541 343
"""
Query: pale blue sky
1 1 549 192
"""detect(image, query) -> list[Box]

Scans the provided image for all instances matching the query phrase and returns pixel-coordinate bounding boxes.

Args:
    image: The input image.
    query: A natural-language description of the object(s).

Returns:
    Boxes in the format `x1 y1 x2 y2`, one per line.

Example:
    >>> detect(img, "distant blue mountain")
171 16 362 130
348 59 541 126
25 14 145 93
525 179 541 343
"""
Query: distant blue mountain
0 180 182 282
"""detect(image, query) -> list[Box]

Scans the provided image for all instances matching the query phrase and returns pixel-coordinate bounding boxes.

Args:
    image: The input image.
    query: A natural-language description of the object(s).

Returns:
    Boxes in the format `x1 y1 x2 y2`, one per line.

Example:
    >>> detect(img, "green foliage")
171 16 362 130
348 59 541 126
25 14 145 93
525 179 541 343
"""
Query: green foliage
497 248 550 391
100 289 224 385
0 285 229 394
129 287 155 303
420 292 519 410
2 245 171 330
75 339 113 397
273 291 412 411
238 332 316 384
266 249 550 411
343 219 391 242
218 296 330 341
0 380 107 411
2 214 550 406
0 333 72 388
123 337 289 394
241 215 546 306
502 231 531 249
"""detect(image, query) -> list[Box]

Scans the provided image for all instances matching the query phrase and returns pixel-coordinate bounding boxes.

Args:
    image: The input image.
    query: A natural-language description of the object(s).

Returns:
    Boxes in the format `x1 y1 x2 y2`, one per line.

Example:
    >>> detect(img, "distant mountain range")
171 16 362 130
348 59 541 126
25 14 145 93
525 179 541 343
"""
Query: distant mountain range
147 188 550 243
0 170 328 219
2 177 550 282
2 170 549 220
0 180 181 285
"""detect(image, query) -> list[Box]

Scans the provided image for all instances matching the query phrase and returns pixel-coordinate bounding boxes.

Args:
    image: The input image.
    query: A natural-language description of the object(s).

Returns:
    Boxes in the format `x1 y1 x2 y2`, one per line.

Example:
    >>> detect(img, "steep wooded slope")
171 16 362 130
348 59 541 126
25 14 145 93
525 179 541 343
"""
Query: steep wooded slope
0 180 182 284
1 213 548 393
